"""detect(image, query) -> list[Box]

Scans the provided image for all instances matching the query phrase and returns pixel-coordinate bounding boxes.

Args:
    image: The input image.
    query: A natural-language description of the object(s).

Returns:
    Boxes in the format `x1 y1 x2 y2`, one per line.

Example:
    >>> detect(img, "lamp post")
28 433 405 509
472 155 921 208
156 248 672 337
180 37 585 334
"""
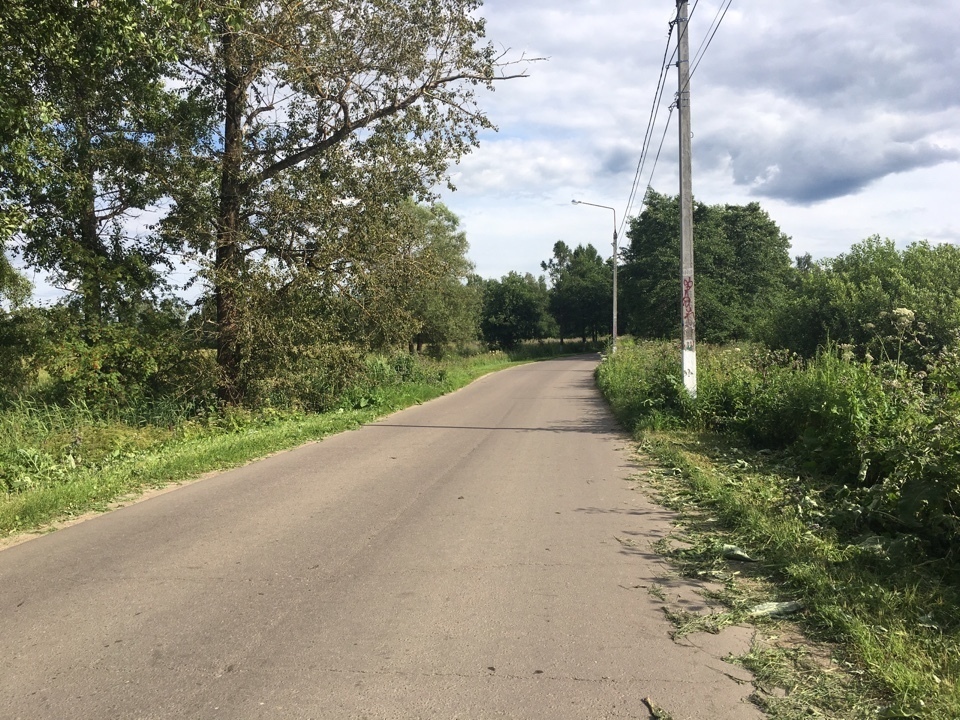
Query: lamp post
571 200 618 353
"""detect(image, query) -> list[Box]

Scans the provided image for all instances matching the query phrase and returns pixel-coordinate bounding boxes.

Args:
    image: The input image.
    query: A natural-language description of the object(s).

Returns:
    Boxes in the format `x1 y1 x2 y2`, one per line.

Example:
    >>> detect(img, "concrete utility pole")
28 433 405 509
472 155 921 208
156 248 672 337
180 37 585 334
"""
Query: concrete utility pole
676 0 697 397
571 200 618 353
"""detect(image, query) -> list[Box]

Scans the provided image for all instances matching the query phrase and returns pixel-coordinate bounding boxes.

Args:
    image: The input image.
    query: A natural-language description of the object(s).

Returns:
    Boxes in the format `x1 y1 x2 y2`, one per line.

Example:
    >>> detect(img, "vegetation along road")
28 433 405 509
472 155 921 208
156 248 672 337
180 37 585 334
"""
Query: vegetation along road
0 356 762 719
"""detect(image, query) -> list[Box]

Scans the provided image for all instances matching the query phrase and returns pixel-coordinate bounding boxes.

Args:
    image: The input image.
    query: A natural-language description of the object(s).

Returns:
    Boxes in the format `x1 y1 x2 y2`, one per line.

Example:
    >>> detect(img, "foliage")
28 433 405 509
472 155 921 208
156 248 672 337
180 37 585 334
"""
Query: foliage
541 240 612 343
0 254 31 308
0 0 197 147
620 190 793 342
0 349 528 529
766 236 960 367
1 0 200 320
4 302 214 414
0 306 48 403
596 338 960 556
399 202 482 353
480 272 555 349
158 0 526 401
599 344 960 717
639 433 959 720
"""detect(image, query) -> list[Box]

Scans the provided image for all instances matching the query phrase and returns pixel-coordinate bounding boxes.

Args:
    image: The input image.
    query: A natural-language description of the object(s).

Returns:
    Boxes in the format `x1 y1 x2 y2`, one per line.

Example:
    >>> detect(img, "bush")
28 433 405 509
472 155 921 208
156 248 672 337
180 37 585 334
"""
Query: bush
597 339 960 555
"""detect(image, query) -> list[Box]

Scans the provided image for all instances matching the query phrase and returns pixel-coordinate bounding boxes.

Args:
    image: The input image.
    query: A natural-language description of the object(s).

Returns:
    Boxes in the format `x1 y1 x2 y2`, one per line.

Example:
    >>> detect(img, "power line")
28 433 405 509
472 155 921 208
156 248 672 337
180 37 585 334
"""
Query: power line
690 0 720 68
690 0 732 79
619 1 730 239
679 0 734 96
621 106 676 241
619 18 677 238
645 106 675 197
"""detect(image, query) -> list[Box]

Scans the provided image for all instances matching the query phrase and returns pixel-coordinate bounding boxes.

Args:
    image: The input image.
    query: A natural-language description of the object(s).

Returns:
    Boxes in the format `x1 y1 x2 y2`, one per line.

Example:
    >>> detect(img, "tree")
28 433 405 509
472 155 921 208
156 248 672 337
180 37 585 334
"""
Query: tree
766 236 960 365
0 255 31 309
542 241 611 343
162 0 529 402
620 190 793 343
402 203 480 353
1 1 200 323
480 272 552 349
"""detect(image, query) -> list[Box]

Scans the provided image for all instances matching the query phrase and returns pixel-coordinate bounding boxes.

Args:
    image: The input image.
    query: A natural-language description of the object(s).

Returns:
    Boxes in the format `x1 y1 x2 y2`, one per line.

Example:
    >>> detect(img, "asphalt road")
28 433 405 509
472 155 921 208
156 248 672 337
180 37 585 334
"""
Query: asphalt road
0 355 762 719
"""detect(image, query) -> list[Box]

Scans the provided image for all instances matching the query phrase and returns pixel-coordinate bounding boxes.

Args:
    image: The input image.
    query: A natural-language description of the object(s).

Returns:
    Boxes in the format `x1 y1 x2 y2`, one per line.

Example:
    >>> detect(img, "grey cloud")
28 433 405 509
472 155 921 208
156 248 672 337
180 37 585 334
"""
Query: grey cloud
600 146 636 175
701 1 960 114
683 0 960 205
722 138 960 205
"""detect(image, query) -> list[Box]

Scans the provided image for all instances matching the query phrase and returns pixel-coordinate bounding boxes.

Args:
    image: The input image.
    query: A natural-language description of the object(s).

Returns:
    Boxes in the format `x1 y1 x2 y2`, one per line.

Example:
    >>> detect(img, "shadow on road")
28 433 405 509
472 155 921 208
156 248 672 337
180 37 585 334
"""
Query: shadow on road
367 421 615 435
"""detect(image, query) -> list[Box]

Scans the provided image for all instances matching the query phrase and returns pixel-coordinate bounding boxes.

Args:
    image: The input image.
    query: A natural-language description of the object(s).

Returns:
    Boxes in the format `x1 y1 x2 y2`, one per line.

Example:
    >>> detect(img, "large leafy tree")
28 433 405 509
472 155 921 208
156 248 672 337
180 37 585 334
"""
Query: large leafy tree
1 0 201 322
542 241 611 343
164 0 527 401
767 237 960 364
620 190 792 343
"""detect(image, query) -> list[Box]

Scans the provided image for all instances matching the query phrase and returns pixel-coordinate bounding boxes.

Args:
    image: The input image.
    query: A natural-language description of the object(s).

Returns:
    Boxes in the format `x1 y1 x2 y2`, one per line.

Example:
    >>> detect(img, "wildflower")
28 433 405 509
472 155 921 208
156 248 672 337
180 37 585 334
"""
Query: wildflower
892 307 915 330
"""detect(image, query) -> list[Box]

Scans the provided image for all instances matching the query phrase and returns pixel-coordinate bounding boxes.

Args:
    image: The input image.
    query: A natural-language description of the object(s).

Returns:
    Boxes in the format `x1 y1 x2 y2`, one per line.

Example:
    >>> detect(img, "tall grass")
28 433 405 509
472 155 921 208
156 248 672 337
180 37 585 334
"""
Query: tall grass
599 339 960 551
597 338 960 718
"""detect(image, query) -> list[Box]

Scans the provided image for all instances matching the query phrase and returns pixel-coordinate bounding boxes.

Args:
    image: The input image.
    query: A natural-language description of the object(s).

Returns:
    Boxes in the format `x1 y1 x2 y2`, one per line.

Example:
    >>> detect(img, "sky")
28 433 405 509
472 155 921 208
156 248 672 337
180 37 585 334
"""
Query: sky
439 0 960 280
16 0 960 304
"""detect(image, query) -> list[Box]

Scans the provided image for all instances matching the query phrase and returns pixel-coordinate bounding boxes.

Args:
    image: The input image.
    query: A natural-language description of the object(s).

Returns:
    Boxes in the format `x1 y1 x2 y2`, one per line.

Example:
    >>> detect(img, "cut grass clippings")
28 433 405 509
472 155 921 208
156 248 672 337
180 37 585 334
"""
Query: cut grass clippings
637 430 959 720
0 353 524 539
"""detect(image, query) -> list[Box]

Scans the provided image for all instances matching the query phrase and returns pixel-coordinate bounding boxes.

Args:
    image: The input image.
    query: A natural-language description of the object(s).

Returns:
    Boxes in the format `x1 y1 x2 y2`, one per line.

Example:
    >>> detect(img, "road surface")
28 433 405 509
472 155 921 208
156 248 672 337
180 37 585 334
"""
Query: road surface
0 355 761 719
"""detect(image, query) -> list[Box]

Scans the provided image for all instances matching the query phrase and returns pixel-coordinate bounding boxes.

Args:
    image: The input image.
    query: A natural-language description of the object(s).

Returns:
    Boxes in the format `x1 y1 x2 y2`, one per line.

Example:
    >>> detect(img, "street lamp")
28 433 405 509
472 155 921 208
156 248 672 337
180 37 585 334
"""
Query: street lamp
571 199 618 353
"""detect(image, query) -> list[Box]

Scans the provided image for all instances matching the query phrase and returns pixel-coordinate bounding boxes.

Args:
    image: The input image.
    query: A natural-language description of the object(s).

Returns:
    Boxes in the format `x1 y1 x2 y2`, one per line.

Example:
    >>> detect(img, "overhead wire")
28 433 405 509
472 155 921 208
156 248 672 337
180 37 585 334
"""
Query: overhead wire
689 0 720 70
690 0 732 79
648 107 675 192
618 15 677 238
619 0 733 239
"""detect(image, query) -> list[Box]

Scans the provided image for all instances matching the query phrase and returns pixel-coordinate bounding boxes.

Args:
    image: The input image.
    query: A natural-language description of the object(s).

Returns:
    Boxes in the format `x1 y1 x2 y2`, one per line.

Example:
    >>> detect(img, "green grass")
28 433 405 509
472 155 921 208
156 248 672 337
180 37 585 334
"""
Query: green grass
0 350 546 537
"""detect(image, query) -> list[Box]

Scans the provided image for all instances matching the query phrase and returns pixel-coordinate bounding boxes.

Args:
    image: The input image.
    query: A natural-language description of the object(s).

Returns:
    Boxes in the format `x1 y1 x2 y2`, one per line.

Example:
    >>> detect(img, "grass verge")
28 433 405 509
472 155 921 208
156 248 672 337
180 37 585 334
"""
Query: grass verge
635 430 958 720
0 351 532 538
596 339 959 719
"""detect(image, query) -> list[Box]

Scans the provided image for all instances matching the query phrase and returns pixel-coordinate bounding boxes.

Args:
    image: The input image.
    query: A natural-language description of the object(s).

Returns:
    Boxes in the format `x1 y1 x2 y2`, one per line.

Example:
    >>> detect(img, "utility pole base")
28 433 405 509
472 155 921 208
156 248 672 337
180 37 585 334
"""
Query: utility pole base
682 349 697 398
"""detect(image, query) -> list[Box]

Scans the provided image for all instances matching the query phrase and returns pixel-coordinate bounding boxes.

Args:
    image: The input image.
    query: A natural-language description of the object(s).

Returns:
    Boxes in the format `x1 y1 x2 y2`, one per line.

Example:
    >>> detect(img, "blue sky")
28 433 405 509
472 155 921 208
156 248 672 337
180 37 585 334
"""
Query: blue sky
439 0 960 279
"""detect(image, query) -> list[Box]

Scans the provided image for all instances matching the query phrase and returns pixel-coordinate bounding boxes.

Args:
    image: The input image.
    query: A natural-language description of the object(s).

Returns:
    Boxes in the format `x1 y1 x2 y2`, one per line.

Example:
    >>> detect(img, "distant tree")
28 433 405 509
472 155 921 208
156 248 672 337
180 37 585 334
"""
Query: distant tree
0 255 30 309
766 236 960 365
542 241 611 343
620 190 793 343
481 272 552 349
402 203 481 354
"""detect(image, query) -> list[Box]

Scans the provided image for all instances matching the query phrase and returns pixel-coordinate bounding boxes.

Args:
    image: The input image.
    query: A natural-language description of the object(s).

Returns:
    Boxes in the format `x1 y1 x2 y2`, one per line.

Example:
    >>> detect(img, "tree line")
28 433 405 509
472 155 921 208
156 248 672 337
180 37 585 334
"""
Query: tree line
1 0 528 410
619 189 960 368
5 2 959 417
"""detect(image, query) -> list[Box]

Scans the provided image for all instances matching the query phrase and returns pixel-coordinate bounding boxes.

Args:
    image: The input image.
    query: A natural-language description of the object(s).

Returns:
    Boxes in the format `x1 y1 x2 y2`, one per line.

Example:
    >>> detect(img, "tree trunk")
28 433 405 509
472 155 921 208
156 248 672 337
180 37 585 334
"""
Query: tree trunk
75 115 104 325
215 25 246 404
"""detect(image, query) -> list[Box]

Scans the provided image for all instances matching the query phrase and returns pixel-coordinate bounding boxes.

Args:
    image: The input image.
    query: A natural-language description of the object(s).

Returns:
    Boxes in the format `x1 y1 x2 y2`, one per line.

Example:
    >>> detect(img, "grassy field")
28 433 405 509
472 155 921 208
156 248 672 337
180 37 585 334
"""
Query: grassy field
0 346 582 538
597 340 959 720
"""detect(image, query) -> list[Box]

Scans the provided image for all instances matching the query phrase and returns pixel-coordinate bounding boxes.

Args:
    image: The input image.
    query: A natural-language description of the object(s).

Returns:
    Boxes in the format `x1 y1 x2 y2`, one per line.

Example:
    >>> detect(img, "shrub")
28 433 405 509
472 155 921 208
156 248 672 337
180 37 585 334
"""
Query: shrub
597 339 960 555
